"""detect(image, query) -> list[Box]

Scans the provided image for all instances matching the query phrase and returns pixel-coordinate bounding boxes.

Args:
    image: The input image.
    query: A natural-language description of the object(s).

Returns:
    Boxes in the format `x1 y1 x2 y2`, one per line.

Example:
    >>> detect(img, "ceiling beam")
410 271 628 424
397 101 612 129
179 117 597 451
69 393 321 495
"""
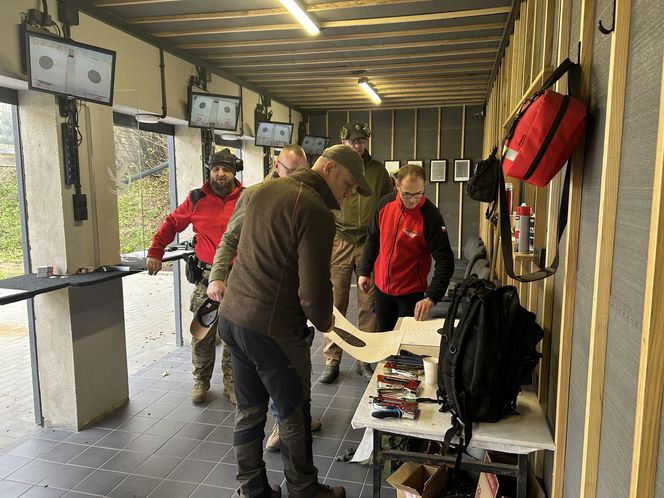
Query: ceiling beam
121 0 436 23
154 7 512 38
300 100 484 110
234 58 495 76
292 91 486 103
256 74 490 86
220 49 497 69
205 36 501 60
272 85 487 96
247 68 493 83
179 23 504 50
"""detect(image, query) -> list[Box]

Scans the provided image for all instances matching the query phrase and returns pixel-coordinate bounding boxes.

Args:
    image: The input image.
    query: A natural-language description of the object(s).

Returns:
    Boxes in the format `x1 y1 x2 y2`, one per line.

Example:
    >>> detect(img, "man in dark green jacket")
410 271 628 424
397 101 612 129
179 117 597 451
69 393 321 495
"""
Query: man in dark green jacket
219 145 371 498
320 122 394 384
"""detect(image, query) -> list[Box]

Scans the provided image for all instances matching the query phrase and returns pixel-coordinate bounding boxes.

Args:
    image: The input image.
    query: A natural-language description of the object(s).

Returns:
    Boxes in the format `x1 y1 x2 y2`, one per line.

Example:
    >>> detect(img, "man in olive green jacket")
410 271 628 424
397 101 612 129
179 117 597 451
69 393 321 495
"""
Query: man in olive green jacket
320 122 394 384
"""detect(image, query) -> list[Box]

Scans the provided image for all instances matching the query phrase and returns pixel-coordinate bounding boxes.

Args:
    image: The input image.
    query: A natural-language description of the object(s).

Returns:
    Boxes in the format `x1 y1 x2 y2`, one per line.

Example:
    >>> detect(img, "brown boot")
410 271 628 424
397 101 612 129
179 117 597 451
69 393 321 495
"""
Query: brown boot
313 484 346 498
222 384 236 405
191 380 209 403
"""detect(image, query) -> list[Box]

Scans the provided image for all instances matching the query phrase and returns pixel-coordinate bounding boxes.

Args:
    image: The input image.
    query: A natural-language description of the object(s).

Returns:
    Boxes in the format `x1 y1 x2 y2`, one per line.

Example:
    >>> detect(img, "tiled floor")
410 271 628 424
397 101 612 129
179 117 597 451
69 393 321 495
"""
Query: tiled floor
0 333 398 498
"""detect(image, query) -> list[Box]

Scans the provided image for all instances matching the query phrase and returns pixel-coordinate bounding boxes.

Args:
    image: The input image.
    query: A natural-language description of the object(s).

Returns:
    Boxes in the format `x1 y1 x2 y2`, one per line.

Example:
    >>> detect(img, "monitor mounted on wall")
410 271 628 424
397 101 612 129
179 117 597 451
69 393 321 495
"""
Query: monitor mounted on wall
188 90 241 131
300 135 330 156
25 30 116 106
255 121 293 148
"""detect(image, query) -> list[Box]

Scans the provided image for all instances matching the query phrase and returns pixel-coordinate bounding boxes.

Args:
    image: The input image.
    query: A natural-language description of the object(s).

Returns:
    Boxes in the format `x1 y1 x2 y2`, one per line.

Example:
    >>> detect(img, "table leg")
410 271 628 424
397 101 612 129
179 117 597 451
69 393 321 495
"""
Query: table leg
517 454 528 498
373 429 382 498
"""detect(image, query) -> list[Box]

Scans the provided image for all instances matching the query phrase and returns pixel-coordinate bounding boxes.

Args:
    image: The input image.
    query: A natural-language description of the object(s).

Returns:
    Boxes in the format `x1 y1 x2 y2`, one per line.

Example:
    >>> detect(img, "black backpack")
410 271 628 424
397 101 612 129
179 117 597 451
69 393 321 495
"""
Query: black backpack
437 276 543 450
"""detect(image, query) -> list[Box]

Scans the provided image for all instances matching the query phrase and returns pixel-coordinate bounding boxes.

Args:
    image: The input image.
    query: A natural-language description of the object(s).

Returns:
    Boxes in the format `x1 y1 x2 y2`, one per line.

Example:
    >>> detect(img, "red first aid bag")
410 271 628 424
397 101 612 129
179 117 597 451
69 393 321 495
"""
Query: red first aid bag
502 59 587 187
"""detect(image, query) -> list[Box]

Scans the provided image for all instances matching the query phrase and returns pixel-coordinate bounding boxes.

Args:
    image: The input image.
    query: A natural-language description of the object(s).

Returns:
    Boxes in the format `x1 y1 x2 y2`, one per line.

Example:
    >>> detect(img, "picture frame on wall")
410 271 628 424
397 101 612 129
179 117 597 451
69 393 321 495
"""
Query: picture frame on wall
430 159 447 182
407 160 423 167
454 159 471 182
384 160 400 171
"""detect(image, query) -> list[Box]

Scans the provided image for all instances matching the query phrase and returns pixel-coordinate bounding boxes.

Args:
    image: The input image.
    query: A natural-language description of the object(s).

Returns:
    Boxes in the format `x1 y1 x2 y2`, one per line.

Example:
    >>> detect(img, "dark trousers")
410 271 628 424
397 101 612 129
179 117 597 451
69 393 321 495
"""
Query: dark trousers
218 316 319 498
374 288 425 331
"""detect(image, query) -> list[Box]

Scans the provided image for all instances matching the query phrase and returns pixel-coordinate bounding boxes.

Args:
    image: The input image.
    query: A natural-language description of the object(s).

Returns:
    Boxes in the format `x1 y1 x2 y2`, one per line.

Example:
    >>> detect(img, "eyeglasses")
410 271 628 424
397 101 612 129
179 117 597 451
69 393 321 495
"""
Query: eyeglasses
347 138 368 146
399 189 425 201
277 159 297 174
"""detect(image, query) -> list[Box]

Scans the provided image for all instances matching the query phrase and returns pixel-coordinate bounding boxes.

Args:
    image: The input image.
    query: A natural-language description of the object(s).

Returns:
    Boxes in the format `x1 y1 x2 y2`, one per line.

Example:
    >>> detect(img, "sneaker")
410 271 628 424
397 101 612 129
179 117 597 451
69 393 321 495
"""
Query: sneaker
311 417 322 432
313 484 346 498
318 364 339 384
191 381 209 403
266 423 280 452
357 362 374 382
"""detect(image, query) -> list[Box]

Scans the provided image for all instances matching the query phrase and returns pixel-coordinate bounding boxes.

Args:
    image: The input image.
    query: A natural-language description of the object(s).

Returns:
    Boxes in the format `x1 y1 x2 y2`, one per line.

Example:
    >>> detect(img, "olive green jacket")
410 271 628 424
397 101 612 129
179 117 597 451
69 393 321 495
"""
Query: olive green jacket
334 151 393 244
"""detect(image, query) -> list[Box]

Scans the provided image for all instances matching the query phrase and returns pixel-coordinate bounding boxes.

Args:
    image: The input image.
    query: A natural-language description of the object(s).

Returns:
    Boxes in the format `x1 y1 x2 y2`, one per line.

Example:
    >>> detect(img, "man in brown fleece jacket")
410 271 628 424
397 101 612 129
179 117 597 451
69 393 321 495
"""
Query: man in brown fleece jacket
218 145 371 498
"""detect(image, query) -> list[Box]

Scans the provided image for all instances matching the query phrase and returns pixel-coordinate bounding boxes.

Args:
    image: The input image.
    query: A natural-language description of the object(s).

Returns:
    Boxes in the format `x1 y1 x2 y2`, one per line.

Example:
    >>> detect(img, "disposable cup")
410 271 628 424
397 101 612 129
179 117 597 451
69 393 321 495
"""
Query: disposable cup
423 357 438 385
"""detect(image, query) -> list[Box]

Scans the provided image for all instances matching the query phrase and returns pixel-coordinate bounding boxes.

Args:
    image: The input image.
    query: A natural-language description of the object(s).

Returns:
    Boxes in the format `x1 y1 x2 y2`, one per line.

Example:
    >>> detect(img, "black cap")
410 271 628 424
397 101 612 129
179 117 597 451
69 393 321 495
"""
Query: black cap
208 148 243 172
340 122 371 141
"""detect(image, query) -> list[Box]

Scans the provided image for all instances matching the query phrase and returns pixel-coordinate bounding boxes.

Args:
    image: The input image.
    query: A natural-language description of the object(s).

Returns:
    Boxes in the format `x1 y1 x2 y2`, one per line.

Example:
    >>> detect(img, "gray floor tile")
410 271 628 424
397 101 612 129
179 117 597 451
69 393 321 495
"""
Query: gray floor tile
336 386 366 399
101 450 150 473
311 394 334 408
312 383 341 396
313 455 334 477
322 478 363 498
144 419 187 438
155 391 190 405
0 454 31 479
190 484 236 498
176 422 216 441
36 430 75 443
135 403 176 419
344 427 365 443
93 412 133 430
220 450 236 465
132 389 166 404
133 454 183 479
117 416 158 433
319 423 351 440
7 439 58 459
0 479 32 497
38 443 87 464
330 396 362 411
124 434 169 454
38 463 94 489
20 485 66 497
73 469 129 495
60 492 98 497
146 479 197 498
107 474 161 498
154 437 200 458
187 441 232 463
202 462 238 488
326 460 369 484
166 458 215 484
64 428 113 446
193 409 231 426
6 459 62 484
206 397 236 411
262 450 284 472
311 436 342 457
205 426 234 445
163 406 205 422
68 446 118 468
360 484 397 498
95 431 141 450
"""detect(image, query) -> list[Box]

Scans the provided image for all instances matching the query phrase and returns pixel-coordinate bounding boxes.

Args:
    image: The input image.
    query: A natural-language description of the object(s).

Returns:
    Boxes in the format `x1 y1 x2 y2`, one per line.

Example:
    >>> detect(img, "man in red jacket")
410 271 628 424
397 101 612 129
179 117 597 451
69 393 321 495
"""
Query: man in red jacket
147 149 243 404
358 163 454 331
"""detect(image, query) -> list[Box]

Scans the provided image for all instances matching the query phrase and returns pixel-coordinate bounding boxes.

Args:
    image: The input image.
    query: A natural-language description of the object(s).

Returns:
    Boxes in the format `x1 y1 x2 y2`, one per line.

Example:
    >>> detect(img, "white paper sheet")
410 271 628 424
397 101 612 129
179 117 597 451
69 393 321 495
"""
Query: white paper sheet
323 307 405 363
350 428 374 463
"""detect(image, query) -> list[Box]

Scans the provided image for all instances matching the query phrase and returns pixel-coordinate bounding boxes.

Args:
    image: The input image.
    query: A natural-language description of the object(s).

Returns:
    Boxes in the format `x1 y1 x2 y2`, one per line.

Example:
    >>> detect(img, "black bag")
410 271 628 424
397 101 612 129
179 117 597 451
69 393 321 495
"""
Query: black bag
185 254 203 284
466 146 499 203
437 276 543 449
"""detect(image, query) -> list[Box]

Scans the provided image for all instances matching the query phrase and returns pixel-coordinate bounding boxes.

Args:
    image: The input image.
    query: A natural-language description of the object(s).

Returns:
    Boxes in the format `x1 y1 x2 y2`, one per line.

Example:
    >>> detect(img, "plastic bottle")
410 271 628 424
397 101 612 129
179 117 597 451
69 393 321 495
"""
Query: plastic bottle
516 203 531 254
505 183 514 215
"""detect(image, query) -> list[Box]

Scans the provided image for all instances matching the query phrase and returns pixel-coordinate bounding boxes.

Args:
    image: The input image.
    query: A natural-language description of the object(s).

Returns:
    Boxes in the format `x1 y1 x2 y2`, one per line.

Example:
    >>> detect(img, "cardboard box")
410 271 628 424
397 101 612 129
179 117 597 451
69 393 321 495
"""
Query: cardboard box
475 452 545 498
387 462 449 498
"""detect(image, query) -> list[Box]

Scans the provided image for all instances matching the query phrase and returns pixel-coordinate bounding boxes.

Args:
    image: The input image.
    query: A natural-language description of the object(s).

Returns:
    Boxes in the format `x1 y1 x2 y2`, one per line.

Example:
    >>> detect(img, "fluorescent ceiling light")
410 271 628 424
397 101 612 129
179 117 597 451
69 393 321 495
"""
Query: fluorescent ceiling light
358 78 382 105
279 0 320 35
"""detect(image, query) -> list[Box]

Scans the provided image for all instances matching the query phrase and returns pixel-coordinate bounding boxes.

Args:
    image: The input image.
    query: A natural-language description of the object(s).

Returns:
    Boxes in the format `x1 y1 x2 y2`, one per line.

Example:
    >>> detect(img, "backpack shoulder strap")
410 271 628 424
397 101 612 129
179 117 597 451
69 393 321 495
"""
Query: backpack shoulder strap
189 188 206 208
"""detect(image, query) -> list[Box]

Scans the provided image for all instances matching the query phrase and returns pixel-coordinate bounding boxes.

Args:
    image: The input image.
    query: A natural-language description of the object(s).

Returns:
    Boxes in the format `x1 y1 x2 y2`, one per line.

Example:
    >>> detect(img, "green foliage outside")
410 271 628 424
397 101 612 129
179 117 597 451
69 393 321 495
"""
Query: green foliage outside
0 167 22 279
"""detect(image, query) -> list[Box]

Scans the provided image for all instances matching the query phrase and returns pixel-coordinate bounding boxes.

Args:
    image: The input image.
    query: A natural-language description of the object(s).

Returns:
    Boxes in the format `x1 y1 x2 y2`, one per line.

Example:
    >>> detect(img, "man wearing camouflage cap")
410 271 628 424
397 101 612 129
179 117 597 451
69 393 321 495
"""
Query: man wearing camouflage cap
319 122 394 384
147 148 244 404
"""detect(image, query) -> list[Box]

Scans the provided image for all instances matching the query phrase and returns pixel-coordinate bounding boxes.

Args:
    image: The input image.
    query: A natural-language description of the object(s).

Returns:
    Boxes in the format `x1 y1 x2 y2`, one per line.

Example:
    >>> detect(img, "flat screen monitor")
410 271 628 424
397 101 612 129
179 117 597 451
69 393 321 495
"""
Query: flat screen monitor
255 121 293 148
188 91 241 131
25 30 116 106
300 135 330 156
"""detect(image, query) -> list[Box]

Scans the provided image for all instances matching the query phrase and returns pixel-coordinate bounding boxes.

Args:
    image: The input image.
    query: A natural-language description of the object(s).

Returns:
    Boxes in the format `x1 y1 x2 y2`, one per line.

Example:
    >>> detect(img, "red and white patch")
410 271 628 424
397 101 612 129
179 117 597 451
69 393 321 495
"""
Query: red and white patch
402 228 419 238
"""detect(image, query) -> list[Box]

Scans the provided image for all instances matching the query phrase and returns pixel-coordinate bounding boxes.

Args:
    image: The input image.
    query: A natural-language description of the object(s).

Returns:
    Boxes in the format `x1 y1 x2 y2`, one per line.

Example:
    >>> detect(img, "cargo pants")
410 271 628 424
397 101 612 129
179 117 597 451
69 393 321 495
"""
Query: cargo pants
324 236 377 365
219 316 321 498
189 270 233 392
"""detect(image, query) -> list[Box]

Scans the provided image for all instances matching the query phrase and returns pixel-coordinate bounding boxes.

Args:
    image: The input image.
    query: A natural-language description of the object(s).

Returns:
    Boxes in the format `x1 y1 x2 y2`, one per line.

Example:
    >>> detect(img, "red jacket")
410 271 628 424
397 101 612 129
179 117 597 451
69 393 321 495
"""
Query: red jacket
359 191 454 302
148 181 243 265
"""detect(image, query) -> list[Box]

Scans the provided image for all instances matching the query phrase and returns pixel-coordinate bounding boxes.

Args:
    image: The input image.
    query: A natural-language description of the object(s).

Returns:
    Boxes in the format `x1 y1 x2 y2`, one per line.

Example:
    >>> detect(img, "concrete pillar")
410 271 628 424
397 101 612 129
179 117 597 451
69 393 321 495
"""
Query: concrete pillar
18 91 128 430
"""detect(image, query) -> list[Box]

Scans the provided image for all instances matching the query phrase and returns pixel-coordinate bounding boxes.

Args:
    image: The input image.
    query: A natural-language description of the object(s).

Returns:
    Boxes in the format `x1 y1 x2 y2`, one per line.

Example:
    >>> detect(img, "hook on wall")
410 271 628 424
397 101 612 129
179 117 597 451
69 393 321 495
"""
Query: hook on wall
598 0 616 34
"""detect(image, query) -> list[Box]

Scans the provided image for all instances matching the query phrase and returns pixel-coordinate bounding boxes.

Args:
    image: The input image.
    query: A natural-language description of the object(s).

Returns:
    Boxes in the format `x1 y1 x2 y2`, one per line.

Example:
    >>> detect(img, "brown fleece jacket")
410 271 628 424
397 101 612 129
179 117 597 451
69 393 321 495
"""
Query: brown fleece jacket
219 168 339 337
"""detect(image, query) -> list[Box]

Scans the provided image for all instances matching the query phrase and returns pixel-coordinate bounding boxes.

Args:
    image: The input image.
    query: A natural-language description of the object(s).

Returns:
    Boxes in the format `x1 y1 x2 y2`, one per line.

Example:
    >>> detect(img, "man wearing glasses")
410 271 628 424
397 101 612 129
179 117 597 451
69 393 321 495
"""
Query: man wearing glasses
319 122 394 384
357 164 455 332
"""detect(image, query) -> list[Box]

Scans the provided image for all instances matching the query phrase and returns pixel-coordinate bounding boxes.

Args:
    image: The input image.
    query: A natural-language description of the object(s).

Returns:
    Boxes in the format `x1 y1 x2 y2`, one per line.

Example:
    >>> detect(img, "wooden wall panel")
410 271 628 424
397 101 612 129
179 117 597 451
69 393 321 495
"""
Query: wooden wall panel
393 109 416 161
327 111 346 146
371 109 392 163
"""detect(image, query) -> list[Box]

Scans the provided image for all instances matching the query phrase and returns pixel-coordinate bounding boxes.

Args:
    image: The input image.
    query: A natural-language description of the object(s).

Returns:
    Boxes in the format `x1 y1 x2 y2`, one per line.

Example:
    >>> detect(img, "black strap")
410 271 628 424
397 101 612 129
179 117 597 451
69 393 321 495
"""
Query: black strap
499 158 571 282
540 58 576 92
